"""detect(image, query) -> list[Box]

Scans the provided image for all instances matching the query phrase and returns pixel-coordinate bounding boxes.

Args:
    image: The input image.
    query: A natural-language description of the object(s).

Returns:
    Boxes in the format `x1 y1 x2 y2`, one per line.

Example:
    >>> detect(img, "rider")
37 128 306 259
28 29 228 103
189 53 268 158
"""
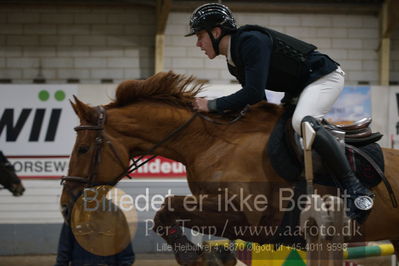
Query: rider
186 3 374 222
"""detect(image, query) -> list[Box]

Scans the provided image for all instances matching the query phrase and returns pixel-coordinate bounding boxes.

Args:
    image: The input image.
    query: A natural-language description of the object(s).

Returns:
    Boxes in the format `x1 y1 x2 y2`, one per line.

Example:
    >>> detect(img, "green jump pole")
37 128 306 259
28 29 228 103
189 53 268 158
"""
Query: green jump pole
344 244 394 259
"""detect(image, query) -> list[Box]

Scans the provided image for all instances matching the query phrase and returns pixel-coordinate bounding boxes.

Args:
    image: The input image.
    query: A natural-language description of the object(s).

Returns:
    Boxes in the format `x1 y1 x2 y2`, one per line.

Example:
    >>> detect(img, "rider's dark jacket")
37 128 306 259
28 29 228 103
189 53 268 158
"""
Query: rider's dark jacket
211 25 338 112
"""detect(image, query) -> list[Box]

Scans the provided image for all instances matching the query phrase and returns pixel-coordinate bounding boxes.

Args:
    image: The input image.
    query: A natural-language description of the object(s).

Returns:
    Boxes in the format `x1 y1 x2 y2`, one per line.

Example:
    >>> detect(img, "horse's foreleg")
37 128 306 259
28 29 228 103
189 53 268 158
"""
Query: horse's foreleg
153 195 203 265
154 195 247 266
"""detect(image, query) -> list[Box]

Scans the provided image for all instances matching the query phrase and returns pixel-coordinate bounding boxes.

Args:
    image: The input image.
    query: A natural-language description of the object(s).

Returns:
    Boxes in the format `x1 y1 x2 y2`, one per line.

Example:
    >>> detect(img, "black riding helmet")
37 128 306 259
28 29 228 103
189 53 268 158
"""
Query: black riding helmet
185 3 237 55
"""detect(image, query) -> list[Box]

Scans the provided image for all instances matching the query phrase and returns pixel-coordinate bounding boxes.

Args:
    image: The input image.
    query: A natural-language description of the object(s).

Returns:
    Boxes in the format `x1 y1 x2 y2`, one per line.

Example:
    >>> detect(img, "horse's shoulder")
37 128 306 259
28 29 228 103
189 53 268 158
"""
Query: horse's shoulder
246 102 284 125
255 101 284 114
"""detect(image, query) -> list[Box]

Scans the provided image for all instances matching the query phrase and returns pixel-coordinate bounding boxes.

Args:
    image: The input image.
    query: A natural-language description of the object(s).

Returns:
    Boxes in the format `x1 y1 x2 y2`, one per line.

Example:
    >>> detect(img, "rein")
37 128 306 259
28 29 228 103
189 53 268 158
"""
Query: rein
197 105 249 125
61 104 248 187
125 112 199 175
127 106 249 174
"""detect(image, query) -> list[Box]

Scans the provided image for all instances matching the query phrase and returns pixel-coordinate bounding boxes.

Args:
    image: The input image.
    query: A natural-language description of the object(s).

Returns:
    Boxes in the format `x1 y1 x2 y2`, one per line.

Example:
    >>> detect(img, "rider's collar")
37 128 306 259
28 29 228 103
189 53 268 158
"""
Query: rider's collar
227 36 236 67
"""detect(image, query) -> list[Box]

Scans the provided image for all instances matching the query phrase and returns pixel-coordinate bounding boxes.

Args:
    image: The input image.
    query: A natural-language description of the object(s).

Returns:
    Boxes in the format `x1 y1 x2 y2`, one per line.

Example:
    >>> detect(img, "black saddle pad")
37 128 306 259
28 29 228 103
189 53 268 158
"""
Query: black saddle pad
267 107 302 182
346 143 384 188
267 108 384 188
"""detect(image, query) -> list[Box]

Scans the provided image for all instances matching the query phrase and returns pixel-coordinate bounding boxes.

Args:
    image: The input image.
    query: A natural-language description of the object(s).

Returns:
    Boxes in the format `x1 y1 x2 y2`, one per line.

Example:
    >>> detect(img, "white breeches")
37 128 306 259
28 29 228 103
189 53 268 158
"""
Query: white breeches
292 66 345 135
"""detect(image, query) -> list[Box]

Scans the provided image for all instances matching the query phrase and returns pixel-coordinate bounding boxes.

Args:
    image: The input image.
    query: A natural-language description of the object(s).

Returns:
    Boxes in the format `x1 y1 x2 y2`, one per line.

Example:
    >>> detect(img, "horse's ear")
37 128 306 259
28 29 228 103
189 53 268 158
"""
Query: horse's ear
71 95 96 123
69 97 79 115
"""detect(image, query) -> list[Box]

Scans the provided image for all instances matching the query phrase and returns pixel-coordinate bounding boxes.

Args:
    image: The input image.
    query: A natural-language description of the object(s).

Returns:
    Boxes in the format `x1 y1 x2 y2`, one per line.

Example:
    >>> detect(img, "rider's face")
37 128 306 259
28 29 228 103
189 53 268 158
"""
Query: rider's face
196 30 217 59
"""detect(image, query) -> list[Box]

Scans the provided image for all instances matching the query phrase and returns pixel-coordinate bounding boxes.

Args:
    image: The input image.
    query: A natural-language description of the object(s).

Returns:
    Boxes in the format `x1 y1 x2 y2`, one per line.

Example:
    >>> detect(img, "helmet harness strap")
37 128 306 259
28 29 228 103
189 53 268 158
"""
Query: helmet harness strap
206 28 228 56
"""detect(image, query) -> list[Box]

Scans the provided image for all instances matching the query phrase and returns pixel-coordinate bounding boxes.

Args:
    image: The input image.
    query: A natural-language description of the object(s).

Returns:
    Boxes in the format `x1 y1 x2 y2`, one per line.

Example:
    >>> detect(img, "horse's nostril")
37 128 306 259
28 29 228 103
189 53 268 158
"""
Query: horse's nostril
11 184 25 197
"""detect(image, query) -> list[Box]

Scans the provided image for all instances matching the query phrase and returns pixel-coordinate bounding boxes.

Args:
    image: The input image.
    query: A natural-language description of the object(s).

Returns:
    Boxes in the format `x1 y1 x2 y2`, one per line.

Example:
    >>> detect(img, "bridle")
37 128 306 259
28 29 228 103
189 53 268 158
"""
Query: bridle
60 105 249 188
61 106 199 187
61 106 123 187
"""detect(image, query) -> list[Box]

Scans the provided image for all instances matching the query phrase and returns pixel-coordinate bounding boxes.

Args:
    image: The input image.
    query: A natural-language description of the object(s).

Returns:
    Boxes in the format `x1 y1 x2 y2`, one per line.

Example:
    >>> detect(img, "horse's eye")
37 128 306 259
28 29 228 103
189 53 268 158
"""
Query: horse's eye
4 162 14 170
78 145 90 154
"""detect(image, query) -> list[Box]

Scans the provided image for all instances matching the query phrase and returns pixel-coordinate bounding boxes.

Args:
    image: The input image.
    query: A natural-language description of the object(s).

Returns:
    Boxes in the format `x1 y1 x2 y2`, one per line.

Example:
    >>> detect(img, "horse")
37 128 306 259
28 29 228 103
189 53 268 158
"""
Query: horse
60 71 399 265
0 151 25 196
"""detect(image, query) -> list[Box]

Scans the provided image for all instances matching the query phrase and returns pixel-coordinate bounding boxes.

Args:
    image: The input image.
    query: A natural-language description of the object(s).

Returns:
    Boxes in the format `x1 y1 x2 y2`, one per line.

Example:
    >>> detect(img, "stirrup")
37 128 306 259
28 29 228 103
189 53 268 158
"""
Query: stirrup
354 195 374 210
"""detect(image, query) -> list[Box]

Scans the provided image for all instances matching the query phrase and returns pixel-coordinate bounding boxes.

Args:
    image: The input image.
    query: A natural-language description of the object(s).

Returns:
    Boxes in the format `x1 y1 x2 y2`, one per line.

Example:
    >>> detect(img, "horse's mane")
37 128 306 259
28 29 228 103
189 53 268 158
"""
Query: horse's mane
105 71 283 123
106 71 205 109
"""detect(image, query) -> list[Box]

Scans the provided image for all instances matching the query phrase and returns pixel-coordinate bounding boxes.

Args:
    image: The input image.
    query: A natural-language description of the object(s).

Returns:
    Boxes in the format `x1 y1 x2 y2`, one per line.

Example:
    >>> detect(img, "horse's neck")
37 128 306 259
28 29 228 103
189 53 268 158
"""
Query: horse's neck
112 104 212 164
111 103 282 180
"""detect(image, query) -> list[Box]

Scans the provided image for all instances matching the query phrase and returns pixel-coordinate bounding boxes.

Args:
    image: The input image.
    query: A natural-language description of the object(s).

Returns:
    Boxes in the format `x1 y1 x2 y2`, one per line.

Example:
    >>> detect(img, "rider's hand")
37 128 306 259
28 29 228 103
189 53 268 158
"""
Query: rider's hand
193 98 209 112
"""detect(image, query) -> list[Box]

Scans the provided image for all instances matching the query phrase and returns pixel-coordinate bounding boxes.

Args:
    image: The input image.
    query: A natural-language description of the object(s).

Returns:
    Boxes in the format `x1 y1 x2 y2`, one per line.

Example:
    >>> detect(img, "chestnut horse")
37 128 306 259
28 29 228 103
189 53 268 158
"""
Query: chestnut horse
60 71 399 265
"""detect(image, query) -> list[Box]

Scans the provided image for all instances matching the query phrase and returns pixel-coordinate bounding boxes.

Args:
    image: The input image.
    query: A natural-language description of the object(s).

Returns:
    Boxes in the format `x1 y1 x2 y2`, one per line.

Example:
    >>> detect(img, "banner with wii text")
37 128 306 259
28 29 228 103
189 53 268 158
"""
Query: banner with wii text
0 85 186 179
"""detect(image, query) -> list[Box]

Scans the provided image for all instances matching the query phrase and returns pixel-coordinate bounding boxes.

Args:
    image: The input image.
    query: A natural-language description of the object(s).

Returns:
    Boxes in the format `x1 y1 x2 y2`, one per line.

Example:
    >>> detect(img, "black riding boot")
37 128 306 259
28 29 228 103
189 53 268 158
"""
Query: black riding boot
302 116 374 223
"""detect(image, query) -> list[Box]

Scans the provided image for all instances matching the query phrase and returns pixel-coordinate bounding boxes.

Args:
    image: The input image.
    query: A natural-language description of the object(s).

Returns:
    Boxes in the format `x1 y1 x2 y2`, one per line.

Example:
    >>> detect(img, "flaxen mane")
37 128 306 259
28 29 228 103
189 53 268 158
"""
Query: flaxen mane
107 71 205 109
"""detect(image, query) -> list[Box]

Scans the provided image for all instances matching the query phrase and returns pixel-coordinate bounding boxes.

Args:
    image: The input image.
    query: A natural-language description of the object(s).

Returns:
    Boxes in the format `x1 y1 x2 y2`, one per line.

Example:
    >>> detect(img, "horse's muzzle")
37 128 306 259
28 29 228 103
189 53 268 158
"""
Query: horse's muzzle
10 183 25 197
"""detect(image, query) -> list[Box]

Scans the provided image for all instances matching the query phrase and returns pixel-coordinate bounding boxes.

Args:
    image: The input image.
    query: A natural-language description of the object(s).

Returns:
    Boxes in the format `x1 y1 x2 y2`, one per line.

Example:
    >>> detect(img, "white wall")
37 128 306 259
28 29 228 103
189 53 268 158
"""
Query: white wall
371 86 390 147
165 12 383 85
0 180 63 223
0 4 155 84
0 4 398 85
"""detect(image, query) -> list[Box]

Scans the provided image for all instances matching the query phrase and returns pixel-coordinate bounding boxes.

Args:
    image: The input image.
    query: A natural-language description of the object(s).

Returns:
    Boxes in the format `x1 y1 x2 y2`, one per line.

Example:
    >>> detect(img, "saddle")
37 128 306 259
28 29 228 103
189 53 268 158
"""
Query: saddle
267 107 384 187
320 117 383 147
